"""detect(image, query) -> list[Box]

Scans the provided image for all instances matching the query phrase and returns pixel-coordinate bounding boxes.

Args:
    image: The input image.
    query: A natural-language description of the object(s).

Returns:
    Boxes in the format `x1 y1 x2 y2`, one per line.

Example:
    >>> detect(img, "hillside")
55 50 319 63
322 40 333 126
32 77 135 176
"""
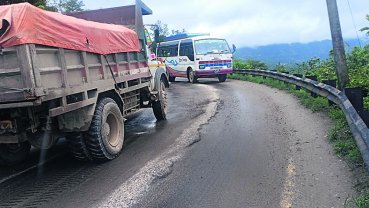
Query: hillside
234 38 369 67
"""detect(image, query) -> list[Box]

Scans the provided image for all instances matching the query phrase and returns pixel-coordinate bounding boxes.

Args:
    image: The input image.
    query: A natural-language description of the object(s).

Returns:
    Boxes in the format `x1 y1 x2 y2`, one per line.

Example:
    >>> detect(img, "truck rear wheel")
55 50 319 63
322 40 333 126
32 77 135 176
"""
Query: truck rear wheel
152 78 167 120
66 133 92 161
0 141 31 165
85 98 124 161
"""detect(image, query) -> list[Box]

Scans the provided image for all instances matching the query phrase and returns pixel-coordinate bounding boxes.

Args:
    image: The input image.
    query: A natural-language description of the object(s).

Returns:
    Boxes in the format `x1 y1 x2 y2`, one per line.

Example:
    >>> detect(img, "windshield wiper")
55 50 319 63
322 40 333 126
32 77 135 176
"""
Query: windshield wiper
219 50 230 53
204 51 216 55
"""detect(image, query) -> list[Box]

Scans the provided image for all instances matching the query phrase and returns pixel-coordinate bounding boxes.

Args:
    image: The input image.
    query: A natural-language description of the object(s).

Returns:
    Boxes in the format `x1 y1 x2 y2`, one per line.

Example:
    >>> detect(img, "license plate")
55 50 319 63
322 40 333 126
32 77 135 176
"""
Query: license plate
214 69 221 73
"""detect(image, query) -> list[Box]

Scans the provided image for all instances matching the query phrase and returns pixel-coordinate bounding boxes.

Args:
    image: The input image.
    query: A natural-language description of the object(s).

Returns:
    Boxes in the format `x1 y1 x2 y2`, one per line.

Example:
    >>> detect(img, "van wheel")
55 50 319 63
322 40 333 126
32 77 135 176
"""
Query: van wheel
188 68 197 83
0 142 31 165
218 74 227 82
85 98 124 161
169 76 175 82
152 78 167 120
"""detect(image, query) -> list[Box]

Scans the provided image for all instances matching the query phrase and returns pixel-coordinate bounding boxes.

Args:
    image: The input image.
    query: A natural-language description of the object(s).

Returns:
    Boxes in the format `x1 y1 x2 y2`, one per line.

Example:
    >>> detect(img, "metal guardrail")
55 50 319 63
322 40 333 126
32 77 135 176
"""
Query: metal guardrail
233 69 369 172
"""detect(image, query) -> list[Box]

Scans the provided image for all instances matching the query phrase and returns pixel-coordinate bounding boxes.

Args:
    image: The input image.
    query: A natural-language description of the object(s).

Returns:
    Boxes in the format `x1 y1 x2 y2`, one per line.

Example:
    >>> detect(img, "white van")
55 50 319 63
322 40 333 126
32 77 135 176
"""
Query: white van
157 33 235 83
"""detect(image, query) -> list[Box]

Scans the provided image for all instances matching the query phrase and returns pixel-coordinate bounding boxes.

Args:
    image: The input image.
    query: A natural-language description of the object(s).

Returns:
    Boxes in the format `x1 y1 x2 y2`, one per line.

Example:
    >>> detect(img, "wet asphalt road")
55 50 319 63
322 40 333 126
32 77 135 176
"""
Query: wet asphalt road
0 78 352 207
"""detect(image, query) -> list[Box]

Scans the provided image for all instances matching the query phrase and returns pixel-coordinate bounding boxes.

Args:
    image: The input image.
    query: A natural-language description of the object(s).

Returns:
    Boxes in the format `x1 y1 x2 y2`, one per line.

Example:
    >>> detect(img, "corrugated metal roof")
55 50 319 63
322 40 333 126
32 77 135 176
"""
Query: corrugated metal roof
139 0 152 15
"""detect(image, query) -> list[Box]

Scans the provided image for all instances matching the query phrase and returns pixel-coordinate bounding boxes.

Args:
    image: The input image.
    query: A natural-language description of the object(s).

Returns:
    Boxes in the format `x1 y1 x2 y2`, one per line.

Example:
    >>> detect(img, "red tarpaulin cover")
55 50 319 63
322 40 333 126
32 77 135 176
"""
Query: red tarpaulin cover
0 3 140 54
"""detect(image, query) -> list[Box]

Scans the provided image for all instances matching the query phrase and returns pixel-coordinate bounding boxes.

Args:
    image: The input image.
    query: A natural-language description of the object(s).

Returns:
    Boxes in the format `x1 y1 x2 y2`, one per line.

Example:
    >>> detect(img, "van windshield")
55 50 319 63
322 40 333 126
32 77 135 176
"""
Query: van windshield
194 39 230 55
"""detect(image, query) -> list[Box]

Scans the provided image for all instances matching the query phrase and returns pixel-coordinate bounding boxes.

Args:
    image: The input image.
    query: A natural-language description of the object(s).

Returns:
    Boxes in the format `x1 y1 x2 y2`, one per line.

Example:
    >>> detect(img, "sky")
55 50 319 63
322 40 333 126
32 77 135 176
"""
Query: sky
82 0 369 48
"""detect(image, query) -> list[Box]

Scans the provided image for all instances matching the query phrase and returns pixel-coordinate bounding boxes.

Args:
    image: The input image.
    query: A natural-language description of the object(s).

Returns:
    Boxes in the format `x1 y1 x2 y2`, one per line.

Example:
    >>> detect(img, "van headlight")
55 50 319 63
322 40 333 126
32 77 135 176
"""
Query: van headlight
227 63 232 68
199 65 205 69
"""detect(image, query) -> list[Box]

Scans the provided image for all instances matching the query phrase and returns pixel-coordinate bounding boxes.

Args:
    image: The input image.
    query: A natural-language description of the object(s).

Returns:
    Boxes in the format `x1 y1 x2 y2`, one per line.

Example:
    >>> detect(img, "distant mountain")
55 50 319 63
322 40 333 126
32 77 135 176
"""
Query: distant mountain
234 38 369 68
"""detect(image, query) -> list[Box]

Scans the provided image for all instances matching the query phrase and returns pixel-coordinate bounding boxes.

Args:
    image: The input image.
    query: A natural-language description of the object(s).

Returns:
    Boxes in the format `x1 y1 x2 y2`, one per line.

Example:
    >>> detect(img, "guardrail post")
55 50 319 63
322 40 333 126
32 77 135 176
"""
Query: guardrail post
284 72 289 84
305 76 318 98
241 69 246 76
359 111 369 127
269 70 276 80
293 74 303 90
344 87 363 112
322 80 337 106
344 87 369 128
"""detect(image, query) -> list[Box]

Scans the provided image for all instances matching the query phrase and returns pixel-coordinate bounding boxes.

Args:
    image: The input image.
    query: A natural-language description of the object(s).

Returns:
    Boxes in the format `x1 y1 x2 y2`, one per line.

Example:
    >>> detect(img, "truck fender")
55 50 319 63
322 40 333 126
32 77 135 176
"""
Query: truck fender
153 66 170 92
58 101 97 132
57 89 124 133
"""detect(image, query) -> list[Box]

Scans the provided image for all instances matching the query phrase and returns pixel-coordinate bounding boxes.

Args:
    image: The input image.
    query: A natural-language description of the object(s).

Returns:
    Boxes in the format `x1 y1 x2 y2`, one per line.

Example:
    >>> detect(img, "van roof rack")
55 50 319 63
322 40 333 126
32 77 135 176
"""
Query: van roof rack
163 33 210 42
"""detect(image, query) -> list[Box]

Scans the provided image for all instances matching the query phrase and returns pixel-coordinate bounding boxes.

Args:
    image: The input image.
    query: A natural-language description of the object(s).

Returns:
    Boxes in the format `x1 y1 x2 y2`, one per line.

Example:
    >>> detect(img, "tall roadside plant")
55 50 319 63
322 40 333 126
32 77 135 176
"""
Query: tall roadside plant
359 14 369 36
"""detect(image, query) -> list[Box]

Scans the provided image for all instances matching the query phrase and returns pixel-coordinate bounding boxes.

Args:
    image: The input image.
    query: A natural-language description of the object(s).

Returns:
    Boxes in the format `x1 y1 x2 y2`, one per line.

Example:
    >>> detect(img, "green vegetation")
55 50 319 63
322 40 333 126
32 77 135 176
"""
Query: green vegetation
0 0 85 12
233 59 268 70
231 20 369 204
231 50 368 162
348 190 369 208
327 107 363 164
359 14 369 36
229 74 330 112
234 43 369 110
234 39 369 69
149 20 187 53
51 0 85 13
0 0 57 11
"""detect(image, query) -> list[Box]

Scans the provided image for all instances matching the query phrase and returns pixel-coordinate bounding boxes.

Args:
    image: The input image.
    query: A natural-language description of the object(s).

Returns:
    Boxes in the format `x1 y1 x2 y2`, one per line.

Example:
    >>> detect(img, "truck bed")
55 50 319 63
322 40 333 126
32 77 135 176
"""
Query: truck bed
0 44 151 117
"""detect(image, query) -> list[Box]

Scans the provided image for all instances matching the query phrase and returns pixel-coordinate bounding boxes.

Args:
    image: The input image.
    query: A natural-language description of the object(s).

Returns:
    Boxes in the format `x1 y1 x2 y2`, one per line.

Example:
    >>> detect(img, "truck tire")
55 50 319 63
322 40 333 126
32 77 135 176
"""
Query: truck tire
188 68 197 83
169 76 175 82
218 74 227 82
66 133 92 161
0 141 31 165
152 78 167 120
85 98 124 161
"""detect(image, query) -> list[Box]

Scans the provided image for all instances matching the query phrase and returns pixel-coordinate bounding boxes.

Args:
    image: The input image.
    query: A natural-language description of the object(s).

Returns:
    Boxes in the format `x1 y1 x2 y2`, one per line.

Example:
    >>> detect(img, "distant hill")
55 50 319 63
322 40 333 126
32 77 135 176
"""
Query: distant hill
234 38 369 68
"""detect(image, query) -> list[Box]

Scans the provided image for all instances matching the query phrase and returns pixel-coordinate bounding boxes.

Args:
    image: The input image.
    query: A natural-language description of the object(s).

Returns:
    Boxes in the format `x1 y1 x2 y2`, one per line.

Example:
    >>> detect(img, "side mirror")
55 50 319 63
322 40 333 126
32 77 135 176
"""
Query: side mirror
232 44 236 54
154 29 160 43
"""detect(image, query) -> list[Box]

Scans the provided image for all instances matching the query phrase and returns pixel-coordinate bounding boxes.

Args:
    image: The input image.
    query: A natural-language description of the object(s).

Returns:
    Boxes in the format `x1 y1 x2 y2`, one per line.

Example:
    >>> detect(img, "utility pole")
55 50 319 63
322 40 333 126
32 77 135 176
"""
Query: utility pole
326 0 350 90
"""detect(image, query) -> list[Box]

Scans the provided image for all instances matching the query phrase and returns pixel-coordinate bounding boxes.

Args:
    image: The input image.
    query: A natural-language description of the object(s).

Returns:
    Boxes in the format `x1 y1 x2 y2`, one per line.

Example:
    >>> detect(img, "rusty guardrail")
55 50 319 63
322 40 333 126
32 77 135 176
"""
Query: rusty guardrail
233 69 369 172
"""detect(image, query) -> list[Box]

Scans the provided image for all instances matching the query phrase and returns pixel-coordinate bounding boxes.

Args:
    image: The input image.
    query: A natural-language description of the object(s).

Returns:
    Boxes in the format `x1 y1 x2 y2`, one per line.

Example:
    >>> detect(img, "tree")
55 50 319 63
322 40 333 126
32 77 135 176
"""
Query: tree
150 20 170 43
275 62 287 73
148 20 188 53
171 29 187 36
359 14 369 36
247 59 268 70
0 0 45 5
149 20 188 42
50 0 84 13
0 0 57 11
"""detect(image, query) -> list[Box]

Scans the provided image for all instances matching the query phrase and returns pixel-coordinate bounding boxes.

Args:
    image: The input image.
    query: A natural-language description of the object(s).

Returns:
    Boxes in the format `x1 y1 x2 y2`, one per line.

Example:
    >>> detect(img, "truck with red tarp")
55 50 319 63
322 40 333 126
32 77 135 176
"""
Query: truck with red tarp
0 1 169 165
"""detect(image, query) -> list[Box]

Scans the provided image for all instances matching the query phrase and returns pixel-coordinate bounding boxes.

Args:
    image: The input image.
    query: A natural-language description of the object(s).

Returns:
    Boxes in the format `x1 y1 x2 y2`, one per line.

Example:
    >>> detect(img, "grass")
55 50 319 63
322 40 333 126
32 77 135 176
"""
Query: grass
229 73 368 207
229 74 329 111
328 107 364 164
346 191 369 208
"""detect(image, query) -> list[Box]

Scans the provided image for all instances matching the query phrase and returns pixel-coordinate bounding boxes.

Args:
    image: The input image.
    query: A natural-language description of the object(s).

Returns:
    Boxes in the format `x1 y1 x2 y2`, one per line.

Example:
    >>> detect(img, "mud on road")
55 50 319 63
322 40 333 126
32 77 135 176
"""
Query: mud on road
0 78 360 208
132 79 358 208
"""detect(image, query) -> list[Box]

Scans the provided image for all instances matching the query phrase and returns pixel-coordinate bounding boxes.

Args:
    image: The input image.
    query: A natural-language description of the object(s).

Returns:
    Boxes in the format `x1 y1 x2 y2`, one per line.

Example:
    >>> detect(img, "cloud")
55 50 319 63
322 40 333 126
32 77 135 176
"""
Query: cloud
85 0 369 48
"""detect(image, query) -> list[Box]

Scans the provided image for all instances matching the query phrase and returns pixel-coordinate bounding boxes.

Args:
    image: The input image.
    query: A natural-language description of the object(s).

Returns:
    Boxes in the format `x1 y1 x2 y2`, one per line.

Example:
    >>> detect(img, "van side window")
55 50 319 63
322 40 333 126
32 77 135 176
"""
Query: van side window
179 39 194 61
157 41 179 57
